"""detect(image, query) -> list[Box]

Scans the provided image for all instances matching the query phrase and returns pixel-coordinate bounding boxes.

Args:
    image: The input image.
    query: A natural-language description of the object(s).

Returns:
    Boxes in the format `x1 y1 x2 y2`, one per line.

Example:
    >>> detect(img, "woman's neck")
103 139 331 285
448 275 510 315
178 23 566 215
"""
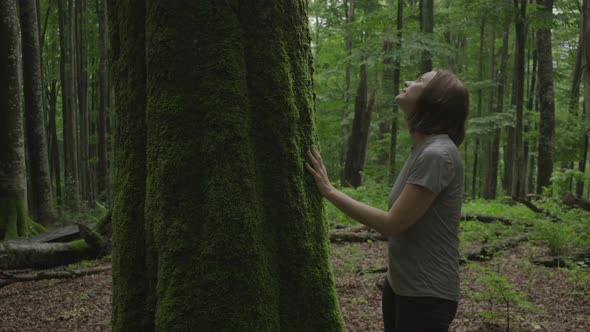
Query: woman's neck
410 131 431 149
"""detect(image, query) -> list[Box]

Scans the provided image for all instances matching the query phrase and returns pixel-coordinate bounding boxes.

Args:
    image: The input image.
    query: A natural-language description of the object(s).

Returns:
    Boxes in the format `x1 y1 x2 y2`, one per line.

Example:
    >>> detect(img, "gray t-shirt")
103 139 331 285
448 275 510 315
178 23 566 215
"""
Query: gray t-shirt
387 134 463 301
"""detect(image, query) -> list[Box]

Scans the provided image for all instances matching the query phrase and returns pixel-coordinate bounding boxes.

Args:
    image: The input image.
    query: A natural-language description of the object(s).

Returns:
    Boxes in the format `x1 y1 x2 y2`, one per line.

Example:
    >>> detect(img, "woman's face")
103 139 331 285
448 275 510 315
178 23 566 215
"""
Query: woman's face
395 71 437 114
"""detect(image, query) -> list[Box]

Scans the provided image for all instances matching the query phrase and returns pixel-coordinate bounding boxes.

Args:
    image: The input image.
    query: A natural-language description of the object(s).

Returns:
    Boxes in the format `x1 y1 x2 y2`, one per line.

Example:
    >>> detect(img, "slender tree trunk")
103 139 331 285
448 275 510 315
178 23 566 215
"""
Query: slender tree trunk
419 0 433 74
110 1 343 330
526 43 538 195
0 0 29 241
58 0 80 211
96 0 108 203
536 0 555 193
76 0 92 206
583 0 590 199
343 63 376 187
341 0 355 185
473 19 486 199
511 0 527 198
571 16 585 196
19 0 55 225
47 81 62 206
484 16 510 199
388 0 404 185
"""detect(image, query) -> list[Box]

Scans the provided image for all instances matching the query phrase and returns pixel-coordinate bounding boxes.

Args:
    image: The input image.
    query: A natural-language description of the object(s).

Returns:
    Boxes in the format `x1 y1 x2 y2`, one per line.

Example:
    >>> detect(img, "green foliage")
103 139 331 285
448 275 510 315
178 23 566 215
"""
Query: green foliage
545 169 589 198
467 263 543 329
529 198 590 255
462 199 538 221
460 221 505 245
532 219 577 255
325 177 389 226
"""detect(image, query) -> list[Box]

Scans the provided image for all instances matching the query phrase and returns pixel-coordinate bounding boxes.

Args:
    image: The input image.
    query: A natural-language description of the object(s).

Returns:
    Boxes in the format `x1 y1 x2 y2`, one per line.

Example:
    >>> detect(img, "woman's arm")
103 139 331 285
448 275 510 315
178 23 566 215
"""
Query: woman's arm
306 149 436 236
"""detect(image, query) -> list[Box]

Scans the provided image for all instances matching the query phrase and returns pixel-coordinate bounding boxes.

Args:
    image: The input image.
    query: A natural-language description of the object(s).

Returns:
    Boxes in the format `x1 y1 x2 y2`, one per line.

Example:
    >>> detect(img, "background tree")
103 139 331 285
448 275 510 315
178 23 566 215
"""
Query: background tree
0 0 29 240
19 0 55 225
535 0 556 193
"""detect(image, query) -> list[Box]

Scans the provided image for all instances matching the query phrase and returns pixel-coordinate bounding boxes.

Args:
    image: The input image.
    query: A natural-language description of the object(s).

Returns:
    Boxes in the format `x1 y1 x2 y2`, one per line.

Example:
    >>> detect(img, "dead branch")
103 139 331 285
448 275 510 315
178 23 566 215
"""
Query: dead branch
562 193 590 212
0 265 111 289
512 196 562 223
460 235 529 264
531 252 590 268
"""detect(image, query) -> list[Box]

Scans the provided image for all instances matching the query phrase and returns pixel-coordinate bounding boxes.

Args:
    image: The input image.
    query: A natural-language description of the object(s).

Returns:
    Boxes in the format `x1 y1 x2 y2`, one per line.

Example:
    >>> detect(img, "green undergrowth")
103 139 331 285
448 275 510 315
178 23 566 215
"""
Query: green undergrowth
326 180 590 256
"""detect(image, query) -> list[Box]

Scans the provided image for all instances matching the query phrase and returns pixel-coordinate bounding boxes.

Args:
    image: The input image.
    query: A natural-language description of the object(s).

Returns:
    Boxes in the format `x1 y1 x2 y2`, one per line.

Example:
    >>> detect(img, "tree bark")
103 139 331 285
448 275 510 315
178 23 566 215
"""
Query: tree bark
107 1 151 330
0 0 29 241
536 0 555 194
19 0 56 226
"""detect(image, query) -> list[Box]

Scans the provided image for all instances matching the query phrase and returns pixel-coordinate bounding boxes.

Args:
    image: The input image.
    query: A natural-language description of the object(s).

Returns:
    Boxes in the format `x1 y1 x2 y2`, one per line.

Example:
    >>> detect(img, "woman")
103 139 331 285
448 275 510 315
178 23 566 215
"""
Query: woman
306 70 468 332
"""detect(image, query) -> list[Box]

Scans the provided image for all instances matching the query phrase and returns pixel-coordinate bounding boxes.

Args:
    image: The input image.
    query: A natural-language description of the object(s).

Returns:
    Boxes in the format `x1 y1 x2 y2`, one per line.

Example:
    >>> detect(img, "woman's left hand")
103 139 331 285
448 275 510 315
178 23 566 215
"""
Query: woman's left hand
305 148 334 197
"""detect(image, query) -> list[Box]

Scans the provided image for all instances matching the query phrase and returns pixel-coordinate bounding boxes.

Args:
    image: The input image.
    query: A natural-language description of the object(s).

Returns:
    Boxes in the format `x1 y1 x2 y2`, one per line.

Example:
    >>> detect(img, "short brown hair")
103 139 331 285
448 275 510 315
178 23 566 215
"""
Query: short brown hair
407 70 469 146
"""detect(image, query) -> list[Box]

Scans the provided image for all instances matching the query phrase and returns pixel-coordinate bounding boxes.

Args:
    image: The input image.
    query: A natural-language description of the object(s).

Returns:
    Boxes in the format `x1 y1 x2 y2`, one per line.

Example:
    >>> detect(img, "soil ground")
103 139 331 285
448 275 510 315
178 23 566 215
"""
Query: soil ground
1 241 588 331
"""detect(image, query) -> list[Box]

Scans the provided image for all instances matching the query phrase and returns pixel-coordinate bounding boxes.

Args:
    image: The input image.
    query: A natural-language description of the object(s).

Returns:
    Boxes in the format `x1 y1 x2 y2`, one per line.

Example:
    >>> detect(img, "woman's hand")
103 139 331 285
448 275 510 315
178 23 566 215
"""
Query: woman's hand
305 148 335 197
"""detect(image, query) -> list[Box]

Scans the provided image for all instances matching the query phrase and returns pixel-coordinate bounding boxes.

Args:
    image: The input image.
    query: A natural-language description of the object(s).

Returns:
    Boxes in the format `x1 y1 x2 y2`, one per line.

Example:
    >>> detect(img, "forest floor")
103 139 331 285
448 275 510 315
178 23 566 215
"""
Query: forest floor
0 240 589 331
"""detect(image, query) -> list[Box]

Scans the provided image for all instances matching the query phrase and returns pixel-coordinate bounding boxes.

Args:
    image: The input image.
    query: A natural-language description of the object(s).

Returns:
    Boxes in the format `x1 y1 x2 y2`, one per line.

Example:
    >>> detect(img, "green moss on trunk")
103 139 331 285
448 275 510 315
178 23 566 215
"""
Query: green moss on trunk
111 1 342 330
240 1 343 329
0 196 27 240
145 2 279 330
108 1 152 331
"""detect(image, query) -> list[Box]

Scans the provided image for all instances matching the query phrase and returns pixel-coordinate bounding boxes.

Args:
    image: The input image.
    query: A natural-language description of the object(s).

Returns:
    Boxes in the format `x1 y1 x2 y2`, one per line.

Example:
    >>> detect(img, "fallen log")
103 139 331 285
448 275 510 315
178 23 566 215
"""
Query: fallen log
512 196 562 223
460 213 515 226
460 234 529 264
329 229 386 242
0 265 111 289
0 240 101 270
0 211 113 270
531 252 590 268
562 193 590 212
28 225 80 243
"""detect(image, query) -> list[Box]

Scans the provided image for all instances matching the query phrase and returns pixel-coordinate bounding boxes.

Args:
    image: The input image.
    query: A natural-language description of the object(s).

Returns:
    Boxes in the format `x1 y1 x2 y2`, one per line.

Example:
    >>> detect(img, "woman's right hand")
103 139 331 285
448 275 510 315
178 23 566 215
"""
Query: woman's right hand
305 148 335 197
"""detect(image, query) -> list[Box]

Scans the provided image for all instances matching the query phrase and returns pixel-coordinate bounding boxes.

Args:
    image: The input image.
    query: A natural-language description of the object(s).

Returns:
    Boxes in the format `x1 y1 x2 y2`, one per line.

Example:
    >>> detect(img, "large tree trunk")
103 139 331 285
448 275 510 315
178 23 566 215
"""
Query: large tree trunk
0 0 29 241
536 0 555 193
388 0 404 185
511 0 527 198
19 0 55 225
483 17 510 199
96 0 109 203
343 63 376 188
109 1 343 330
419 0 433 74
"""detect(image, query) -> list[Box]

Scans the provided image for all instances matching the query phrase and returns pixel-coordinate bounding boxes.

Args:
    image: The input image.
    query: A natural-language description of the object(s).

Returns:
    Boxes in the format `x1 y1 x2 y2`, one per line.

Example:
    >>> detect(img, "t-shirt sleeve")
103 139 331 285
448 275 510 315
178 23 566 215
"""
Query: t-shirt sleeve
406 147 454 194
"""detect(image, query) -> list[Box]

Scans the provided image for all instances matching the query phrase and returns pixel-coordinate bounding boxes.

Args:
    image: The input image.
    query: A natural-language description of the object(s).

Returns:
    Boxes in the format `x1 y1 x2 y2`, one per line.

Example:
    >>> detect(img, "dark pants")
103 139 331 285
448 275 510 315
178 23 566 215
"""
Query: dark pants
382 278 457 332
